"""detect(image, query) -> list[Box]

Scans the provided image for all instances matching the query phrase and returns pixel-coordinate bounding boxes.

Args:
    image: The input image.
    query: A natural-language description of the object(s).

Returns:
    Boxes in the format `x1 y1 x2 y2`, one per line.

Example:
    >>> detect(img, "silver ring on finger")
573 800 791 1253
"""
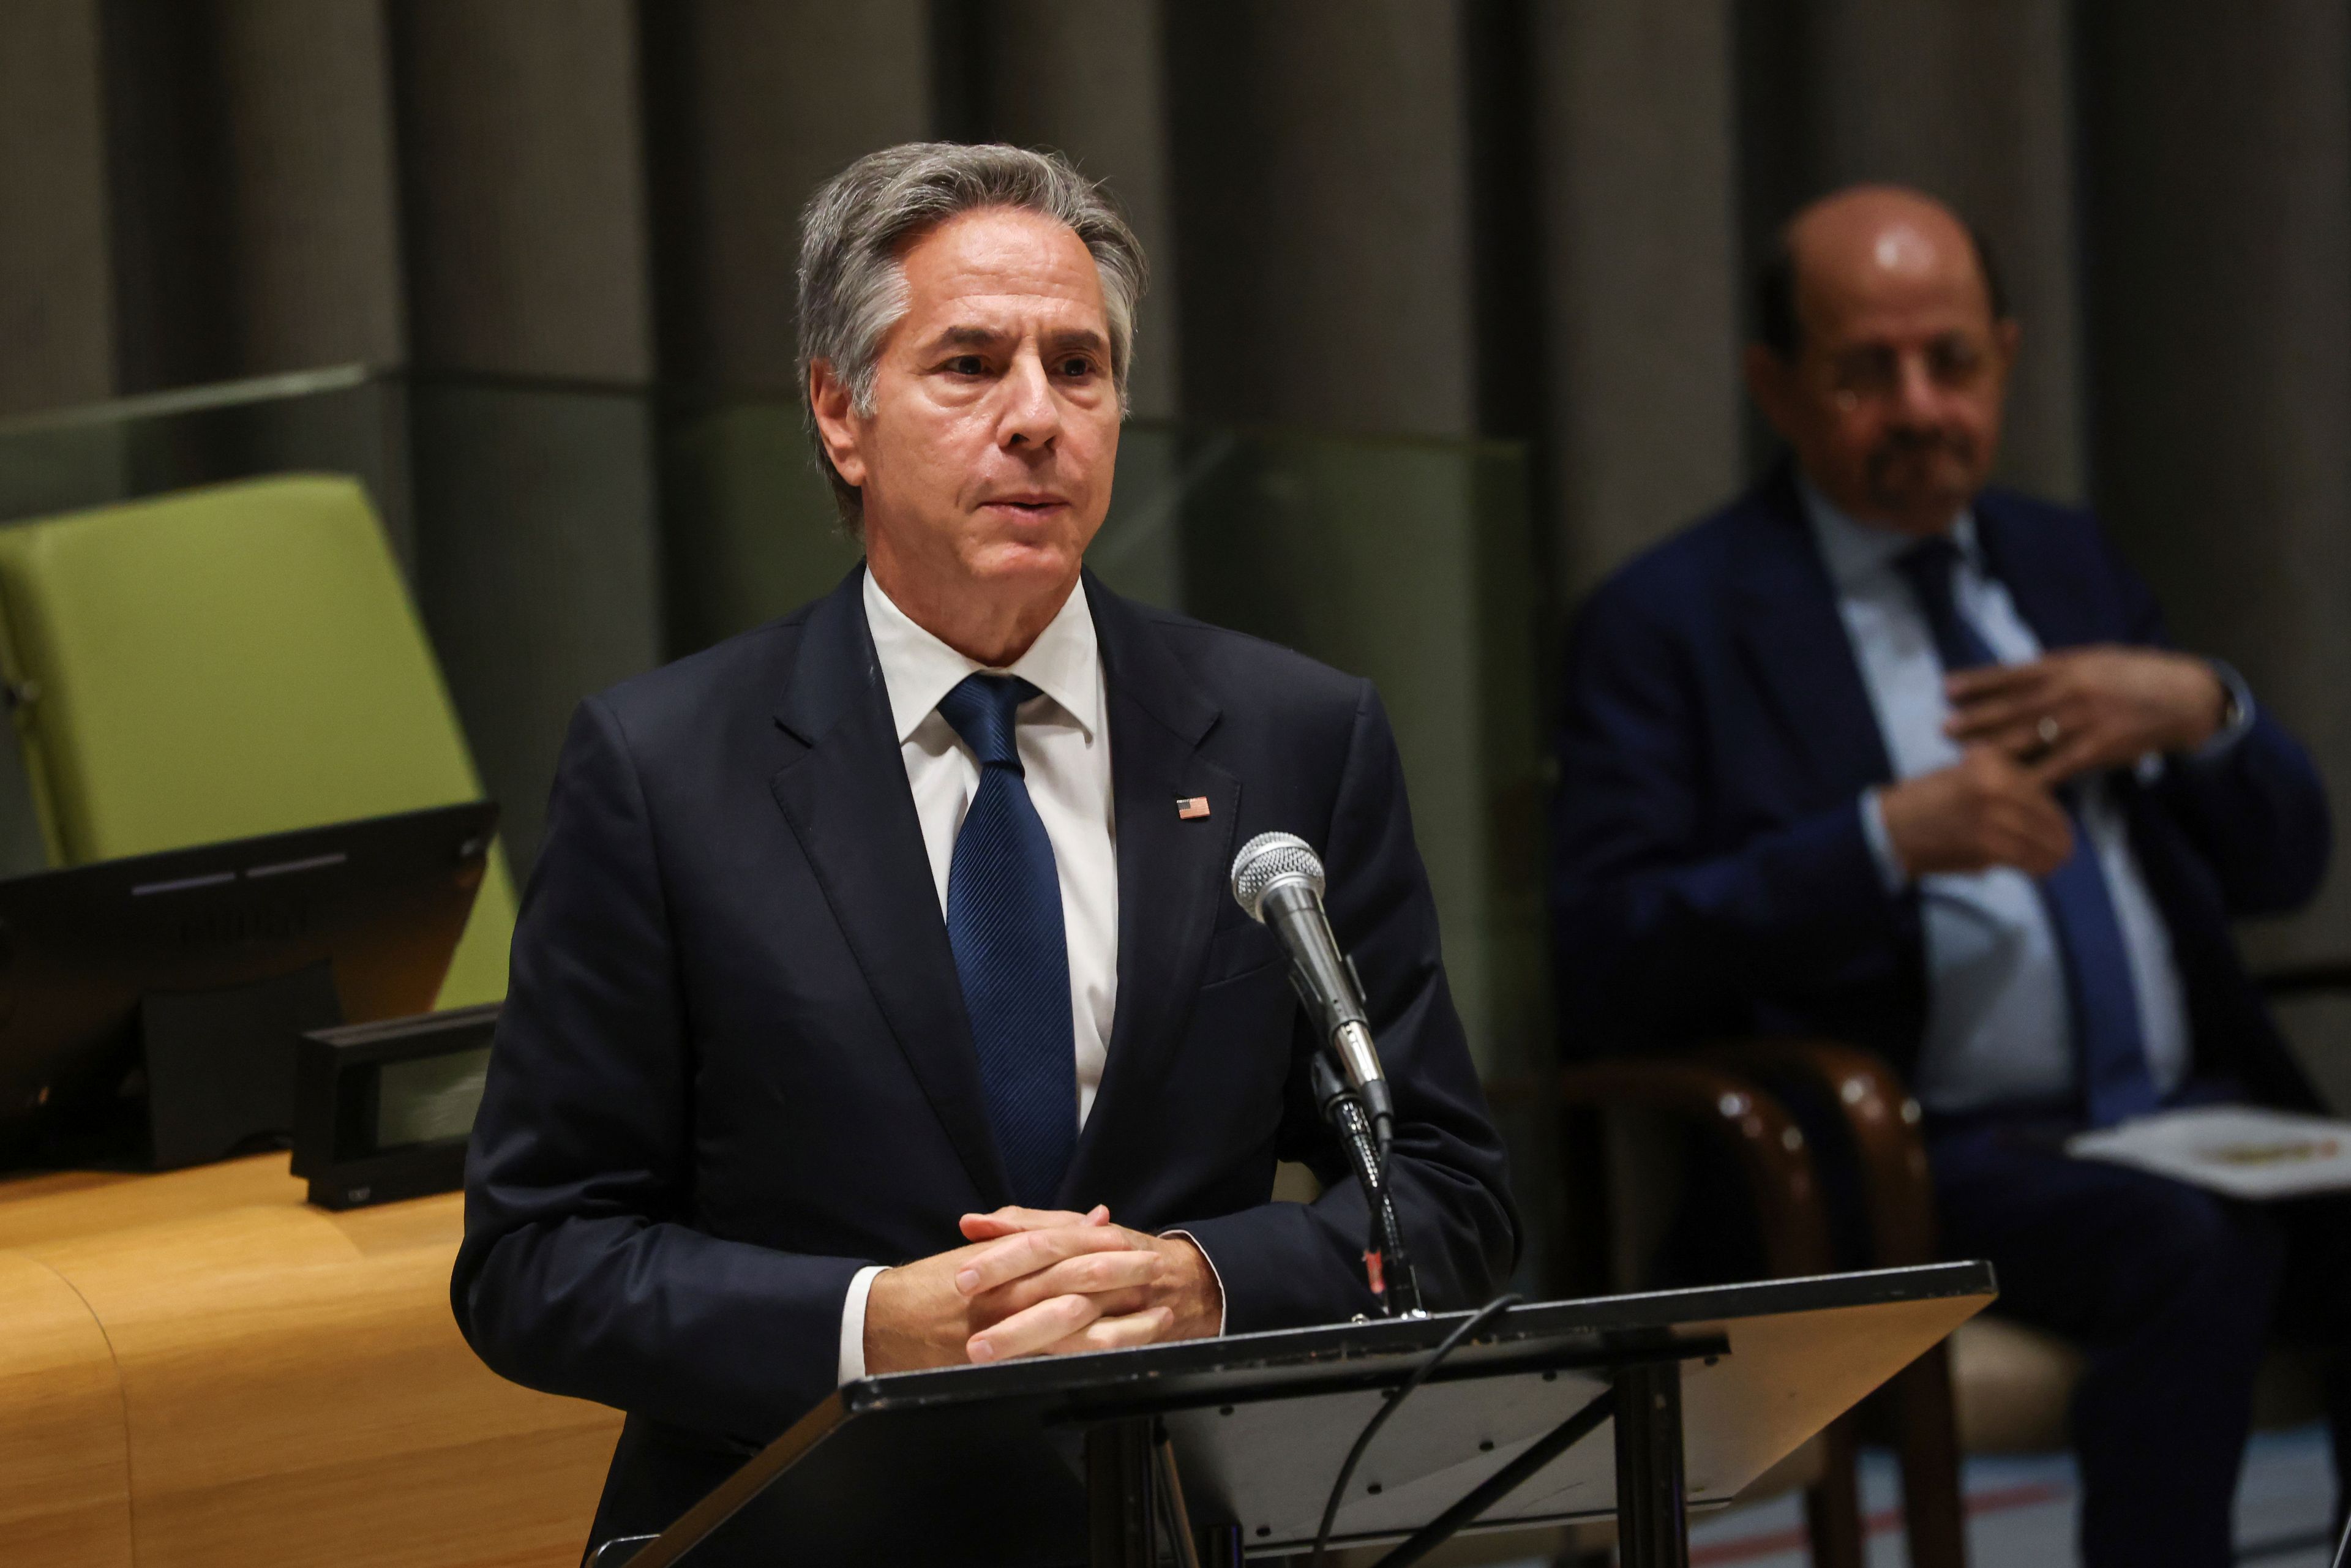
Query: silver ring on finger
2037 715 2061 747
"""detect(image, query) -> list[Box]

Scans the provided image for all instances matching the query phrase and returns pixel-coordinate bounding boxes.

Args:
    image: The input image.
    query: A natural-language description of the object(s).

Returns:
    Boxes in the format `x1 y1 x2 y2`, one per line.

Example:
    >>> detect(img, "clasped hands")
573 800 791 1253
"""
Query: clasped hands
862 1204 1223 1376
1879 645 2229 880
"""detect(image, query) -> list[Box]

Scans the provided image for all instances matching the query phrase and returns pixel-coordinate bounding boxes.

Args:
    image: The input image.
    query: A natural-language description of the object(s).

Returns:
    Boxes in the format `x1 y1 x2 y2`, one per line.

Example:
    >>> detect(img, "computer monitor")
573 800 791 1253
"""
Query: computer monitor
0 800 498 1168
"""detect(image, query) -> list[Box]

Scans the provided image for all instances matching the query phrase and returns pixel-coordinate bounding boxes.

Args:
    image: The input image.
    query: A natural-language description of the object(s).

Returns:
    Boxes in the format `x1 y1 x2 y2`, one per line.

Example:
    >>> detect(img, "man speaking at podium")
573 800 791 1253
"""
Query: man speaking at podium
452 143 1515 1548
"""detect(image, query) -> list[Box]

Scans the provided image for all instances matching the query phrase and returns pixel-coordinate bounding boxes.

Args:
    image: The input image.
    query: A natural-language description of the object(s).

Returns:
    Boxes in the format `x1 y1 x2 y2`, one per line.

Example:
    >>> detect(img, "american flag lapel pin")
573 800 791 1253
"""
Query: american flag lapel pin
1176 795 1211 820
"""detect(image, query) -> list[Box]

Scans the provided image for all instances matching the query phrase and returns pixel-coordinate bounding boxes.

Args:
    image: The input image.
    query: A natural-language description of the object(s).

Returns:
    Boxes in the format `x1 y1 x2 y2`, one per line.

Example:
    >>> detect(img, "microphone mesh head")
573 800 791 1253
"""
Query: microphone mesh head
1231 831 1325 922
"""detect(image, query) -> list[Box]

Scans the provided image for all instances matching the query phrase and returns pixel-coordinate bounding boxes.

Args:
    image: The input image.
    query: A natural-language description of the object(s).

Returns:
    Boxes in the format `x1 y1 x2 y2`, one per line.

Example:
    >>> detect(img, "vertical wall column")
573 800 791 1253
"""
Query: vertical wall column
392 0 651 383
0 2 113 871
975 0 1187 607
1530 0 1744 601
2077 2 2351 970
205 0 405 377
1163 0 1478 437
1739 0 2085 499
1161 2 1537 1079
980 0 1180 422
103 0 407 391
640 1 932 392
637 1 932 653
0 0 115 417
180 1 411 558
392 0 661 872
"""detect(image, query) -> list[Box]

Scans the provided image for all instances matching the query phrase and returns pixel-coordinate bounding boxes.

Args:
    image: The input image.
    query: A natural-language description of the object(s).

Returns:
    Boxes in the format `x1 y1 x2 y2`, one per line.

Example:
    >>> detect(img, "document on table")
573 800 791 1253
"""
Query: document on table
2068 1105 2351 1199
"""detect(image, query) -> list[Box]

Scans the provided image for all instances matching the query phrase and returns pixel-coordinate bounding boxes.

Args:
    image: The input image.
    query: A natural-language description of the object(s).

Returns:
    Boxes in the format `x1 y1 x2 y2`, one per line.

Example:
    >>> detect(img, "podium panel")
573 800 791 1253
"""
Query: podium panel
623 1262 1994 1566
1162 1280 1974 1547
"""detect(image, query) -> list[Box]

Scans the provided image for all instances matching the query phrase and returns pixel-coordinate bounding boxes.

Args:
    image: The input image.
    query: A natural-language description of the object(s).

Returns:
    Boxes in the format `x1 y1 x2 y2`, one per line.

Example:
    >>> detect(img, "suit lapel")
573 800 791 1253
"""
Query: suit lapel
768 568 1012 1209
1056 576 1236 1207
1730 468 1896 795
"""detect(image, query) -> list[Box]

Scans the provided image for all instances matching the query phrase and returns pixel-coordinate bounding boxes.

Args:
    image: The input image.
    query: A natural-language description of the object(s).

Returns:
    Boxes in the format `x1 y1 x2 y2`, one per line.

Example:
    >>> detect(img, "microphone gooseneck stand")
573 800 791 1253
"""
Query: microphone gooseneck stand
1310 1056 1422 1318
1229 833 1424 1318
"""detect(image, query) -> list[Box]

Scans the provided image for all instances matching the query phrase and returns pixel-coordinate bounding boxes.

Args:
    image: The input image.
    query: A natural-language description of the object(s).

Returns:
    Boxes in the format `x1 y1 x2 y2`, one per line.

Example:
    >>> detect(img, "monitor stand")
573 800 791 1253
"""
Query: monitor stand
140 961 341 1168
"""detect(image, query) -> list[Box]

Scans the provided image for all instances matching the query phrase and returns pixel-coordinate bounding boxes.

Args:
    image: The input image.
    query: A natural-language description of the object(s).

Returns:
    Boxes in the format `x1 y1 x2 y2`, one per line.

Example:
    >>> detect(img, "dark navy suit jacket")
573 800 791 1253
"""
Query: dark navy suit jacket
454 566 1517 1546
1550 467 2330 1109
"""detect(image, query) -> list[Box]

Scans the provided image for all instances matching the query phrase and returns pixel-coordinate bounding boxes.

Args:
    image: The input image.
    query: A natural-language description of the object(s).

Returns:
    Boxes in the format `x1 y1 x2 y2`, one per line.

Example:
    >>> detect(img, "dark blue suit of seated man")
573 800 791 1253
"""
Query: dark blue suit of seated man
451 143 1515 1563
1550 185 2345 1568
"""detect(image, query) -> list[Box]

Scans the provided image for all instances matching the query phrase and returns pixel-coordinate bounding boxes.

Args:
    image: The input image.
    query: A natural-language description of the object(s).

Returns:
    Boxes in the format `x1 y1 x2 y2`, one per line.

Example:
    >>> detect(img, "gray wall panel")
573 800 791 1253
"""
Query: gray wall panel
641 0 931 392
410 384 661 874
392 0 653 380
0 0 115 415
2079 1 2351 968
1164 0 1477 437
210 0 406 373
390 4 662 869
981 0 1181 421
1532 0 1744 599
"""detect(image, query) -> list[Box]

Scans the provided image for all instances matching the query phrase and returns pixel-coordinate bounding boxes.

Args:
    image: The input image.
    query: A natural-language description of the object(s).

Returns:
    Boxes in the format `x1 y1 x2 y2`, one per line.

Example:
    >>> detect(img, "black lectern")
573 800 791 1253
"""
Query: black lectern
597 1261 1993 1567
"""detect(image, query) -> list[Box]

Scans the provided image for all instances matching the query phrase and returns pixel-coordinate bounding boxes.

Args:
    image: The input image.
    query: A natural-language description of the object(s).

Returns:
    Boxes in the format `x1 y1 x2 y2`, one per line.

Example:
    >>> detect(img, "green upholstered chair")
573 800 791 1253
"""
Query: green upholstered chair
0 474 514 1007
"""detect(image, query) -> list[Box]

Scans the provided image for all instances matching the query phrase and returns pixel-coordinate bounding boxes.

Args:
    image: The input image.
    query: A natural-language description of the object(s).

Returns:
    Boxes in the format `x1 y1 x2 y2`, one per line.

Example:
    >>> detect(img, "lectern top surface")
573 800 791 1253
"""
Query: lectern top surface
631 1262 1995 1567
845 1259 1995 1417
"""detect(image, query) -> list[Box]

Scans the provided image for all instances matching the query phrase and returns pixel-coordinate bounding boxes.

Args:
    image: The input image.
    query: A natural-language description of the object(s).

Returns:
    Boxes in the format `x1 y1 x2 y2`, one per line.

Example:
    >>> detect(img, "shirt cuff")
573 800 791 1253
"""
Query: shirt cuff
2189 658 2257 762
836 1264 887 1385
1858 789 1908 893
1160 1229 1228 1336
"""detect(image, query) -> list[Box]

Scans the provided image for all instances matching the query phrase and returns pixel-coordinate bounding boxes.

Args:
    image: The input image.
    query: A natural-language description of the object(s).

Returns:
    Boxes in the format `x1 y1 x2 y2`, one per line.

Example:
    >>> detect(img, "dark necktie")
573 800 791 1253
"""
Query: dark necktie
1894 538 2161 1127
936 673 1077 1204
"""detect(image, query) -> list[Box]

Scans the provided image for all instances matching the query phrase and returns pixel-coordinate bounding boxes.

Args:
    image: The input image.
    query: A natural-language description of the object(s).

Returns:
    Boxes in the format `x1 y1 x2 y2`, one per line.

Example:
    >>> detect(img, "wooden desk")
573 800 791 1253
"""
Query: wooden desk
0 1155 621 1567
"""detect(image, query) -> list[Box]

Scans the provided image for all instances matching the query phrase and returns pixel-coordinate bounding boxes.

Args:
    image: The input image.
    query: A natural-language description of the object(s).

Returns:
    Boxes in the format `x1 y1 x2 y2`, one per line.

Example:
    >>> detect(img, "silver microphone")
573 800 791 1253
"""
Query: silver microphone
1230 831 1396 1144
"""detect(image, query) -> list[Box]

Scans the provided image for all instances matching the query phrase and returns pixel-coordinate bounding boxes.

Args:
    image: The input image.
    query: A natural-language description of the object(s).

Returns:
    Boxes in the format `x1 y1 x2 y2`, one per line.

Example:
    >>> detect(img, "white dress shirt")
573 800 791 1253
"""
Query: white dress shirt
836 570 1120 1382
1801 481 2204 1112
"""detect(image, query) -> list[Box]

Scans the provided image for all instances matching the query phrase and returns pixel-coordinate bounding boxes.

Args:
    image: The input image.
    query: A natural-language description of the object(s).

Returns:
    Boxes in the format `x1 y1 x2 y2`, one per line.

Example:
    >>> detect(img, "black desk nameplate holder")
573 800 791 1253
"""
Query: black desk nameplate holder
596 1261 1995 1568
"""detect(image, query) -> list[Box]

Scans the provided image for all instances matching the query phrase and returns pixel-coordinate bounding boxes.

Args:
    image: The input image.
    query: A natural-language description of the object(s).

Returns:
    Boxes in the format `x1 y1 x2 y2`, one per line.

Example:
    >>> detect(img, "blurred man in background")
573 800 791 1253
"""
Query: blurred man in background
1550 184 2344 1566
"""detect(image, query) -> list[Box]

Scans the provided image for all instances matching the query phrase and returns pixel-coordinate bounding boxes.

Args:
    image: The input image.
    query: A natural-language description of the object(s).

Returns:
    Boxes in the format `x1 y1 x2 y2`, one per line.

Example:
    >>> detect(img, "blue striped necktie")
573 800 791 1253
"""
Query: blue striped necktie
1894 538 2162 1127
936 673 1077 1205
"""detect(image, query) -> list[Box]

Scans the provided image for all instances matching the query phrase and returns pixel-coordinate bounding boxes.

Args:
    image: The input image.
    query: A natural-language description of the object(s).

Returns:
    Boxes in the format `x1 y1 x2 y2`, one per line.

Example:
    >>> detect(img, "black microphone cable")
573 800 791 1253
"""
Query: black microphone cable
1307 1292 1522 1568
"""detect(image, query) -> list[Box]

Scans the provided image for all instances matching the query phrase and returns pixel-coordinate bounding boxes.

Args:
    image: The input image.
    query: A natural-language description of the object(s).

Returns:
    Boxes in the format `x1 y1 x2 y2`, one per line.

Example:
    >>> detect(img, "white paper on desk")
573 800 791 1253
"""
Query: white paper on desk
2066 1106 2351 1199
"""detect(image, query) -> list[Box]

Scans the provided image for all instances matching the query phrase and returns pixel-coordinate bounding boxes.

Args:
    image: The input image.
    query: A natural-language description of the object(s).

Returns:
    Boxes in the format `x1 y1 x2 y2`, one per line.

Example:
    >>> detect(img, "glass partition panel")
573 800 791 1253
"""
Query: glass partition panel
1100 425 1549 1079
0 367 407 547
0 370 1551 1078
407 377 661 871
656 393 860 653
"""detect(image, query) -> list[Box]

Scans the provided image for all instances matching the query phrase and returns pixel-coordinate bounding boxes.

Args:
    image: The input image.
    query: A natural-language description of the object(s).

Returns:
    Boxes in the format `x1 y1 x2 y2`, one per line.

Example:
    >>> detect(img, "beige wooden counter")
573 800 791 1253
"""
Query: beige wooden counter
0 1155 622 1567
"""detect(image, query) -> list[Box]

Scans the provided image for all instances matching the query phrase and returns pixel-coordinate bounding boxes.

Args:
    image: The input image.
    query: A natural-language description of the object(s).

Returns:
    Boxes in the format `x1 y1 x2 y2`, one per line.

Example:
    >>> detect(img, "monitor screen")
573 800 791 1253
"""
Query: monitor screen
0 800 497 1164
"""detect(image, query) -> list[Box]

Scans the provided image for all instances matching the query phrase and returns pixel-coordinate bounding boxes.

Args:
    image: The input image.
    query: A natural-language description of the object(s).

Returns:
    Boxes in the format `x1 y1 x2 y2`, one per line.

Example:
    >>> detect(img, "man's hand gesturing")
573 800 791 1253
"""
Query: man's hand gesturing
1878 648 2233 883
1878 745 2074 880
860 1204 1221 1376
1943 645 2228 783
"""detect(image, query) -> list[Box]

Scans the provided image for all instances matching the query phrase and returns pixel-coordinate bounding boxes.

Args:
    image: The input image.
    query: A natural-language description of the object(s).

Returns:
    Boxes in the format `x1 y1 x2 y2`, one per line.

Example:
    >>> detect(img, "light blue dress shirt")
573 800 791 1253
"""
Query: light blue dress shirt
1800 482 2238 1115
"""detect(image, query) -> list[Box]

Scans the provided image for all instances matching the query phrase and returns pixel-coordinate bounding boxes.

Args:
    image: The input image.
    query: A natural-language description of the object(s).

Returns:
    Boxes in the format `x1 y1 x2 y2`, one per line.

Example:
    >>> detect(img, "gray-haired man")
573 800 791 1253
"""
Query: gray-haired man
453 143 1516 1553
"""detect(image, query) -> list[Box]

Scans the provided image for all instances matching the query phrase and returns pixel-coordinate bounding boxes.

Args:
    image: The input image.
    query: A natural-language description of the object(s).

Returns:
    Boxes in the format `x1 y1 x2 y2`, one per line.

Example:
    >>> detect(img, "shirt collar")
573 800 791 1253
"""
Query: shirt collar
861 568 1101 746
1796 471 1981 593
